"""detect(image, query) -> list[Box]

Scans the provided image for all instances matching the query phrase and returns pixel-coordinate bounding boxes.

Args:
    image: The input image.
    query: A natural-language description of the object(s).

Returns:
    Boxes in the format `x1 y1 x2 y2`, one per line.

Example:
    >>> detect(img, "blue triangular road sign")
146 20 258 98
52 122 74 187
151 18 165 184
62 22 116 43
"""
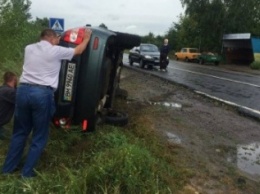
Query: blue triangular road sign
49 18 64 33
52 20 63 31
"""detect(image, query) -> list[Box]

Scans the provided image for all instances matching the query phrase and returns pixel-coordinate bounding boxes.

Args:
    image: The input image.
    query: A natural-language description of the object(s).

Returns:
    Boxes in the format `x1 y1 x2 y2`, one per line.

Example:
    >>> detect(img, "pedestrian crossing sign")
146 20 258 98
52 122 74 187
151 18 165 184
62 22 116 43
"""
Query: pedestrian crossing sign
49 18 64 33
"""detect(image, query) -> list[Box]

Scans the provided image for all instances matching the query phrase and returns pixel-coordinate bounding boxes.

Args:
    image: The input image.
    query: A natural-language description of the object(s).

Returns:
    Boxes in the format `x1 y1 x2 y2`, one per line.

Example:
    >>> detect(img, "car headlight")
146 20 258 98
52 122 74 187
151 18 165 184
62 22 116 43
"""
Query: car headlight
144 55 152 59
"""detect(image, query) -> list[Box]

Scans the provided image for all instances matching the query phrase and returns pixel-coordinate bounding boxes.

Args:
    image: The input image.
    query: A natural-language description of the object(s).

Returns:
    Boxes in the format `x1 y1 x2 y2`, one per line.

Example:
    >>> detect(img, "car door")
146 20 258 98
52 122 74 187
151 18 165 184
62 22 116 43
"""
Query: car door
131 46 140 62
179 48 185 60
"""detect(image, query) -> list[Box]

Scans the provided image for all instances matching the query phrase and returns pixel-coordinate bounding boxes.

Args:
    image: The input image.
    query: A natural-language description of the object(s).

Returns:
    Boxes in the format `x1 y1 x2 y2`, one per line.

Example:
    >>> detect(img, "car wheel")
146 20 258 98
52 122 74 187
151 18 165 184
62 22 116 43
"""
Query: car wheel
214 61 219 66
114 32 141 49
185 57 189 62
140 59 145 68
199 59 204 64
103 110 128 126
175 55 178 61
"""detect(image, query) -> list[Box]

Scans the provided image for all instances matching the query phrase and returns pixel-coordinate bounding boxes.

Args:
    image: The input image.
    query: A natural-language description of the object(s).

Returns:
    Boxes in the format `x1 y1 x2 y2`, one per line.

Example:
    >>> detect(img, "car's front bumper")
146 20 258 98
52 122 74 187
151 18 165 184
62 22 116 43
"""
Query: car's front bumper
144 58 160 66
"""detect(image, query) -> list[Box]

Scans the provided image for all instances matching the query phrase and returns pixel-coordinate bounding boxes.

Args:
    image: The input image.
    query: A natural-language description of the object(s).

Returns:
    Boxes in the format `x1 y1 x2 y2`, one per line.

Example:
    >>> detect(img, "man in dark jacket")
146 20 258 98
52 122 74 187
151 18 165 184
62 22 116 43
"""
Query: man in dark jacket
160 38 170 71
0 71 17 139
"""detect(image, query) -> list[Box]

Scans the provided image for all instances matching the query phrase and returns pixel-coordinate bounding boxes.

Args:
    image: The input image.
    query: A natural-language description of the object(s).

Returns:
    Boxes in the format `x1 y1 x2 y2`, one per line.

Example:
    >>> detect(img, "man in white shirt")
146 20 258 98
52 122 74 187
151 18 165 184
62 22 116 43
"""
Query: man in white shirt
2 28 92 177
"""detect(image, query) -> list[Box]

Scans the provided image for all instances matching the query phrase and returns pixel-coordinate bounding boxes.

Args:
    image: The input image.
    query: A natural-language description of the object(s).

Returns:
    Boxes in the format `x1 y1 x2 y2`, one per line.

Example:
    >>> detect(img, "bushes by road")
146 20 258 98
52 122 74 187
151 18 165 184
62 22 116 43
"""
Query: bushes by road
250 61 260 70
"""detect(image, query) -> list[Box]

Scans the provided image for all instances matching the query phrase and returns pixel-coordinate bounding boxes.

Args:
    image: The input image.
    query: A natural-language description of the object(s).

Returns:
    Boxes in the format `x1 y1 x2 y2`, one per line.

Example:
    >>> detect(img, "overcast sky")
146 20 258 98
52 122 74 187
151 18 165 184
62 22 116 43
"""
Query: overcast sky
30 0 184 36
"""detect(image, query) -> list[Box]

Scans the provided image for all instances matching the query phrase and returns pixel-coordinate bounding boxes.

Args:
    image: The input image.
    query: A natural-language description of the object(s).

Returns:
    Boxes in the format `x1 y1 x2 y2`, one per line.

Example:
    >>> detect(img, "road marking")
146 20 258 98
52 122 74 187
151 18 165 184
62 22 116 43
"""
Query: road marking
123 61 260 117
123 59 260 118
168 66 260 88
195 90 260 116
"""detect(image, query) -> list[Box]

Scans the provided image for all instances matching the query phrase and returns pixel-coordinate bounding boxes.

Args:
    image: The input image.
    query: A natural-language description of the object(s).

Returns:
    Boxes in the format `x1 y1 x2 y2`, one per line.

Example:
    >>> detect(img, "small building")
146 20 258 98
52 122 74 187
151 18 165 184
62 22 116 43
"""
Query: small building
222 33 260 65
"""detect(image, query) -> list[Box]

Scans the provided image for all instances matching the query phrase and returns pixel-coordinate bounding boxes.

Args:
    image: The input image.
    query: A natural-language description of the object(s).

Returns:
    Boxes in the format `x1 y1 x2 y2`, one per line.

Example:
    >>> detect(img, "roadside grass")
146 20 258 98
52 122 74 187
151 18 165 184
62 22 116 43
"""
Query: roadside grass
0 102 191 193
250 61 260 70
254 53 260 62
251 54 260 69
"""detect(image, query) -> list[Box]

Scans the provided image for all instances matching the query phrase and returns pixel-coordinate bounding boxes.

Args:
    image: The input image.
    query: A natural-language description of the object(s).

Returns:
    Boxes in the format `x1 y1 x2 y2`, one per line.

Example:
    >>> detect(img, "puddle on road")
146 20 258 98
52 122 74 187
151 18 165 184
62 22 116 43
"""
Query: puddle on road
127 100 182 109
227 142 260 180
149 102 182 109
166 132 182 144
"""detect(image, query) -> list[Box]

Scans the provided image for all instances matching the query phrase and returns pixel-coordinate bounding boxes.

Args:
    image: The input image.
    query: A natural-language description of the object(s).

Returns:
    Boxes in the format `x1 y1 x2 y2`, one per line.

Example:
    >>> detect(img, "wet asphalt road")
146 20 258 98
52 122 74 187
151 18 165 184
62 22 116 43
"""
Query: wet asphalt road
123 54 260 118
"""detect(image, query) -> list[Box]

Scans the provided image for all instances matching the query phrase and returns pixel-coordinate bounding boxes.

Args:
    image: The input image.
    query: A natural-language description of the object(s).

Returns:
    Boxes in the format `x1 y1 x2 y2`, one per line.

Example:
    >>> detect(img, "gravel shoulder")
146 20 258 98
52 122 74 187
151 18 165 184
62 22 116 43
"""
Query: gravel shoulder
119 67 260 194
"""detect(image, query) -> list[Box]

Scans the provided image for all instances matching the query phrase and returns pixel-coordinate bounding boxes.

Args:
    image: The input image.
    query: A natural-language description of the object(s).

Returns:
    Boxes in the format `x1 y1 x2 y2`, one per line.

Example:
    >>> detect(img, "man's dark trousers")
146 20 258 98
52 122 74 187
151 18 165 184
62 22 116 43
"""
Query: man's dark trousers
2 84 55 177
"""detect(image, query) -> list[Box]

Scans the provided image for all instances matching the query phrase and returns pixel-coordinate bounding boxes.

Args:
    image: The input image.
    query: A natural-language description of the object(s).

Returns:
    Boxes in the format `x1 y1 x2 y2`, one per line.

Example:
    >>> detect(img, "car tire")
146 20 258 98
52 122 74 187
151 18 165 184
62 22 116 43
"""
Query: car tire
140 59 145 68
103 110 128 126
185 57 189 62
199 59 204 64
175 55 178 61
114 32 141 49
214 61 219 66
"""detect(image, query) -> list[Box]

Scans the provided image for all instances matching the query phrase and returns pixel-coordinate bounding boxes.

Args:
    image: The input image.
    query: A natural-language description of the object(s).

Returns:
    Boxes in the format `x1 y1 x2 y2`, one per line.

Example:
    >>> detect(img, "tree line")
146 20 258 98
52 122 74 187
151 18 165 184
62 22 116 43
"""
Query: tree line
0 0 49 72
143 0 260 53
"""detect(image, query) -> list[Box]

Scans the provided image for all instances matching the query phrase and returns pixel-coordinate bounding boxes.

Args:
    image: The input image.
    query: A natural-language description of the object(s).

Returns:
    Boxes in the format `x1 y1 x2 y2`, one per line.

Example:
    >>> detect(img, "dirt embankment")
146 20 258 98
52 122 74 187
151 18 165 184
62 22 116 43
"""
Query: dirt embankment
119 67 260 194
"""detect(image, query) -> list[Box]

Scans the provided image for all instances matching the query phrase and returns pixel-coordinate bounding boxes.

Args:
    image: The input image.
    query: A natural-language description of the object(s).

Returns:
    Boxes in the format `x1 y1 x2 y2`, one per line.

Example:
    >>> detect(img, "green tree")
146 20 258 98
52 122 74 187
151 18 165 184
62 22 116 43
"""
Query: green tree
179 0 260 52
141 32 155 44
165 22 179 52
176 15 200 50
0 0 40 65
34 17 49 28
223 0 260 34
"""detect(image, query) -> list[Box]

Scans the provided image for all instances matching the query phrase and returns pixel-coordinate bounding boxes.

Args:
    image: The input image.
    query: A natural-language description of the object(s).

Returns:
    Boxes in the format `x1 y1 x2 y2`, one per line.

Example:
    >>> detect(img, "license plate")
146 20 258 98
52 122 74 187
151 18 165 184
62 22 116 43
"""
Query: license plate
63 62 76 101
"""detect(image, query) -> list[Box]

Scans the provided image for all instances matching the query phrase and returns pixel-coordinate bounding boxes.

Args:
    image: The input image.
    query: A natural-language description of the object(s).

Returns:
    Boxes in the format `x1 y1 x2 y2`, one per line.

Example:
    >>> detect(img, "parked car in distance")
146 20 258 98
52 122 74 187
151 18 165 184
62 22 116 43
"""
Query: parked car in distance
175 48 201 62
198 52 221 65
129 43 160 69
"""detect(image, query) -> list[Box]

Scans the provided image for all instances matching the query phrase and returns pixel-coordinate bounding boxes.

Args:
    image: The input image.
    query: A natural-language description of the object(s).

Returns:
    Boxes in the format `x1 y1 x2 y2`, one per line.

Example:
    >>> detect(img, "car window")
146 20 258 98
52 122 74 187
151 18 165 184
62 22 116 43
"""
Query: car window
190 48 199 53
140 45 159 52
182 48 187 52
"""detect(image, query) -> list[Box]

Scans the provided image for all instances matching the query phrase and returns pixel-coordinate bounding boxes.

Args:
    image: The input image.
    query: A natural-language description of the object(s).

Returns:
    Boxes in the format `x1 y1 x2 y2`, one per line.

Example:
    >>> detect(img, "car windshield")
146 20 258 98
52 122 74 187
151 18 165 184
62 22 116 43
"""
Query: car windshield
190 48 199 53
141 45 159 52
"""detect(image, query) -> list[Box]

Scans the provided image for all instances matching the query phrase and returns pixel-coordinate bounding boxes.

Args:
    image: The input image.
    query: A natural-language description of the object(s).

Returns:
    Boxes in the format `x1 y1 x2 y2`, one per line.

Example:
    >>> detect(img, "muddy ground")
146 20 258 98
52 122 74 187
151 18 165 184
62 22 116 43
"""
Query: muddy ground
118 67 260 194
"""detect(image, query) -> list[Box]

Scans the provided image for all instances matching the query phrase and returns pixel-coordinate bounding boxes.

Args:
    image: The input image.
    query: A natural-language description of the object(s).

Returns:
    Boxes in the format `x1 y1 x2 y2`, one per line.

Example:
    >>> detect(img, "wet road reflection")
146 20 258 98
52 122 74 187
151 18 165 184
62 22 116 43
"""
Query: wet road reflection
123 54 260 119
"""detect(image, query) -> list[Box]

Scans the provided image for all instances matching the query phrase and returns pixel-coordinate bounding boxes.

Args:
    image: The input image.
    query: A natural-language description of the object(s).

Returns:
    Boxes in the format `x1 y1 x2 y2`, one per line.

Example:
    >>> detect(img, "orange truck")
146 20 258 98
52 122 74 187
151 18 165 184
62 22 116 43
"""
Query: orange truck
175 48 201 62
